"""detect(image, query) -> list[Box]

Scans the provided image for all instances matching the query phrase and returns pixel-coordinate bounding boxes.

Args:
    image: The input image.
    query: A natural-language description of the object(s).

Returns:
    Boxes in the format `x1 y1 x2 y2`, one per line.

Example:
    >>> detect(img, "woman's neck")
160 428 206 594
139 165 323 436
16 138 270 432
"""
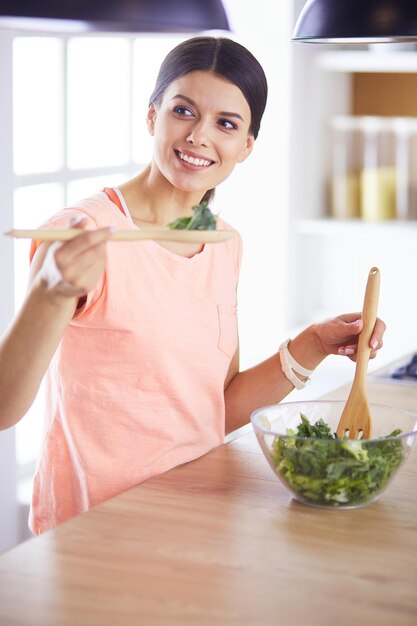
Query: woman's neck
119 164 205 228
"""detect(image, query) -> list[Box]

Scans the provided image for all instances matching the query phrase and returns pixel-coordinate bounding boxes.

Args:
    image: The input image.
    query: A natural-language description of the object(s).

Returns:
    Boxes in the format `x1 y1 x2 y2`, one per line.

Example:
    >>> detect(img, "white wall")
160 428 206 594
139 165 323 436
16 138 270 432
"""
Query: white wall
215 0 294 369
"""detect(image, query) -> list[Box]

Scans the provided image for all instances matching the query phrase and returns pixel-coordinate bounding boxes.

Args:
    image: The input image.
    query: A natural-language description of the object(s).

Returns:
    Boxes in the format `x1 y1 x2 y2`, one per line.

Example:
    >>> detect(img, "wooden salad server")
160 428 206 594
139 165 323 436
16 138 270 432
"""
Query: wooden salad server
5 228 235 244
336 267 381 440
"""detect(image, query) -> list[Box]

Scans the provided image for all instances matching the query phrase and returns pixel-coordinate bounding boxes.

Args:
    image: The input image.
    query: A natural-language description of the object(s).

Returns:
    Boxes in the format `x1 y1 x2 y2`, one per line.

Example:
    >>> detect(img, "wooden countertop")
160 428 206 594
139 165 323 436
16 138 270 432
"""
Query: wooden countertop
0 370 416 625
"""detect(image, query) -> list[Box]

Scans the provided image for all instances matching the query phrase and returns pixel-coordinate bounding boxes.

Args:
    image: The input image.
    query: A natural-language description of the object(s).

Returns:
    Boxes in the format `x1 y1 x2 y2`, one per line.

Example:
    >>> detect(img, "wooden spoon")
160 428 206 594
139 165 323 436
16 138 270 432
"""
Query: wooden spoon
336 267 380 440
5 228 235 245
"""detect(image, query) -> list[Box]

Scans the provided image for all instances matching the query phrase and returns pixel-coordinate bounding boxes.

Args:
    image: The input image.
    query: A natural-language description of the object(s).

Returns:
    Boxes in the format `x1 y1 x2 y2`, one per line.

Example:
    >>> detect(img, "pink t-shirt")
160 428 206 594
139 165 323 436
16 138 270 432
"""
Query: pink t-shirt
29 191 242 534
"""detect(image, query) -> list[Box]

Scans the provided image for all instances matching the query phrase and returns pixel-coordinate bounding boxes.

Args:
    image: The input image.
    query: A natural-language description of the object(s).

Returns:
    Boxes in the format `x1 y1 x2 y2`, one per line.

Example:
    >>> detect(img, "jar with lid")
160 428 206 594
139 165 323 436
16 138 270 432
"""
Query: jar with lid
360 117 397 221
328 116 363 219
401 117 417 220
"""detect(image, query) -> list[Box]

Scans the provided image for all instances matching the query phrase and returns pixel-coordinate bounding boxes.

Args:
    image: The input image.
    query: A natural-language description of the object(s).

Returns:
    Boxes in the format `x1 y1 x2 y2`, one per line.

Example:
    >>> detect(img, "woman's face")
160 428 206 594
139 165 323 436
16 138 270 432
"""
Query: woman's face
147 70 254 196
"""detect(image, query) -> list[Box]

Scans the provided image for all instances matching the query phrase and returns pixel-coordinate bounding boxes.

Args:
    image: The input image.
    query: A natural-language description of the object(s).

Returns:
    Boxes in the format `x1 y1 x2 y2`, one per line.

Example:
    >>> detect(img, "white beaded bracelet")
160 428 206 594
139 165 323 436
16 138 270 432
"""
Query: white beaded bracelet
279 338 314 390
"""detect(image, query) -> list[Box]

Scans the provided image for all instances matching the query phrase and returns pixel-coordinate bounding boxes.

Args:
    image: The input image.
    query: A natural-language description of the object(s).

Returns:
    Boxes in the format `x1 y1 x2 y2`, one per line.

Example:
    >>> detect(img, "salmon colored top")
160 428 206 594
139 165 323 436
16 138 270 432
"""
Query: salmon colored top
29 190 242 534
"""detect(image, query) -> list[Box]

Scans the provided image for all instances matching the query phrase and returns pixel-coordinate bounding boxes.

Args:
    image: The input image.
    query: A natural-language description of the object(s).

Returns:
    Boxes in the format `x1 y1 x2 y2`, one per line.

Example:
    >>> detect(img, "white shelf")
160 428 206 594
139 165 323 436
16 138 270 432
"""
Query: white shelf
295 218 417 236
317 50 417 73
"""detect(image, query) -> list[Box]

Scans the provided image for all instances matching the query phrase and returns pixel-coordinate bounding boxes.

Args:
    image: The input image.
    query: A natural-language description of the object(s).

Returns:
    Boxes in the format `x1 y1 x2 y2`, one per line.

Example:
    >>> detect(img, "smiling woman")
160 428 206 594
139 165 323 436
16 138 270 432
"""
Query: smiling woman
0 34 386 539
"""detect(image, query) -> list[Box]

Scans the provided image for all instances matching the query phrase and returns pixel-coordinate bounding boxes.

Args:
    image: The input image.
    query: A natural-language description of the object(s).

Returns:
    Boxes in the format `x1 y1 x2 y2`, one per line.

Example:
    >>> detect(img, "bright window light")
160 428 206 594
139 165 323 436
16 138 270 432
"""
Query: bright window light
13 37 64 175
67 173 128 205
67 37 130 169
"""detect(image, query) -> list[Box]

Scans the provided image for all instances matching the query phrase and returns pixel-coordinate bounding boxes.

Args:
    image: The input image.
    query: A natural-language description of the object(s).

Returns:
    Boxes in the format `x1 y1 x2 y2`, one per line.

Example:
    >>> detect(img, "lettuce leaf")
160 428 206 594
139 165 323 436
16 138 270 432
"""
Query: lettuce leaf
166 201 217 231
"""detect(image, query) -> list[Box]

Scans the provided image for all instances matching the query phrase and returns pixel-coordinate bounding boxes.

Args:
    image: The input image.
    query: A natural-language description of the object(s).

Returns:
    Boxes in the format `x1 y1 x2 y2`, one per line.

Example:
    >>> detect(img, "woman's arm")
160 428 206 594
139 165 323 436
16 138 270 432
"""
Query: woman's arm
224 315 386 434
0 224 112 430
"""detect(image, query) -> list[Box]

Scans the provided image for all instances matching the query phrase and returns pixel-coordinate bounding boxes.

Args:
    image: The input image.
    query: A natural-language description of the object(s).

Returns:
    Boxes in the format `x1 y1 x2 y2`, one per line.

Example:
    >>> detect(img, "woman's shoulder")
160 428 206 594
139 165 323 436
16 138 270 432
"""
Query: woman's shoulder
215 214 234 231
215 215 241 243
68 191 124 224
212 215 243 273
42 191 125 228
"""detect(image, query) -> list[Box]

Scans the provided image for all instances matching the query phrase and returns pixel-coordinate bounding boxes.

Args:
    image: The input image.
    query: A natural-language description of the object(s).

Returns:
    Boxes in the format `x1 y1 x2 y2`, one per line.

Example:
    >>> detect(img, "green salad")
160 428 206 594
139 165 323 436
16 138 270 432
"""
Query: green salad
271 414 404 507
166 201 217 231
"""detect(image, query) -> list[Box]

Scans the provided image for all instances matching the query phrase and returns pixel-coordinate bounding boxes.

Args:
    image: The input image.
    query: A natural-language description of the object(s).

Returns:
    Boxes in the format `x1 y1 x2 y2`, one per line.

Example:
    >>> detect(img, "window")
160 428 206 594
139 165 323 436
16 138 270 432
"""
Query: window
9 32 185 497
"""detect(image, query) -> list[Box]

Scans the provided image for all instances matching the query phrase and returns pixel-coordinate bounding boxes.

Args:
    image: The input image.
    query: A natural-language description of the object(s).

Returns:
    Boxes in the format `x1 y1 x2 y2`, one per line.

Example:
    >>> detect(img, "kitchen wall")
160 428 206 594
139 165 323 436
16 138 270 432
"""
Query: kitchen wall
216 0 294 368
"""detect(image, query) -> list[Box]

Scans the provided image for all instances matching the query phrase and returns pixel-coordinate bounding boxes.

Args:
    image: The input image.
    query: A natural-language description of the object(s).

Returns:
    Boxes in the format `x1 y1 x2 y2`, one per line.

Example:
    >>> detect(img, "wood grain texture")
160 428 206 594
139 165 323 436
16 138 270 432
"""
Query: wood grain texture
5 228 235 244
0 363 416 625
336 267 380 438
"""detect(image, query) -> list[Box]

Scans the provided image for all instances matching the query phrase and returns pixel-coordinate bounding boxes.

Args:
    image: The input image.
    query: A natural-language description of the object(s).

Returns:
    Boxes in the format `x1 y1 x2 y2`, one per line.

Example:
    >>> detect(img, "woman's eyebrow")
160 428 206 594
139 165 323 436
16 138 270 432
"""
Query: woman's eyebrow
219 111 244 122
171 93 196 106
171 93 244 122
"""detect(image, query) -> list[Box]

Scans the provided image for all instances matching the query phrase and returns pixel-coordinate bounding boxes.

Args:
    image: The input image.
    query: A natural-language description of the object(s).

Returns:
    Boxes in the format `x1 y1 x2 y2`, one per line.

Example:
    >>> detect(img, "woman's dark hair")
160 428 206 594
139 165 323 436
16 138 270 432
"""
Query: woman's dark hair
149 36 268 204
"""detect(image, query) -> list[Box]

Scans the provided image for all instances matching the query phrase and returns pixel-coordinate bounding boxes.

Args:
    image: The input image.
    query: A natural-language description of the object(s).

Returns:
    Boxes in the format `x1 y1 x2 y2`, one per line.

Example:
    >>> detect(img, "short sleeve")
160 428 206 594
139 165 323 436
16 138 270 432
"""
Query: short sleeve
29 208 98 263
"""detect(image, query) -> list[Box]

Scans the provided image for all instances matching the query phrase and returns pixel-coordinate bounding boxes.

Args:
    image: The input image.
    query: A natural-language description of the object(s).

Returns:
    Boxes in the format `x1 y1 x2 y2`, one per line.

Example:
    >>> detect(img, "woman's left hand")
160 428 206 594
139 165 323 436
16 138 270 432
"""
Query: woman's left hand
315 313 386 361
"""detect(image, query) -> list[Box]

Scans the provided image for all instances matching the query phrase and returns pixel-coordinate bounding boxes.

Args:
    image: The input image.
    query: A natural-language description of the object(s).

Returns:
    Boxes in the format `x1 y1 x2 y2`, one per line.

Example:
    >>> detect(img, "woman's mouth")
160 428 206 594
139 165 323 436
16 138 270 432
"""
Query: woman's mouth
175 150 214 168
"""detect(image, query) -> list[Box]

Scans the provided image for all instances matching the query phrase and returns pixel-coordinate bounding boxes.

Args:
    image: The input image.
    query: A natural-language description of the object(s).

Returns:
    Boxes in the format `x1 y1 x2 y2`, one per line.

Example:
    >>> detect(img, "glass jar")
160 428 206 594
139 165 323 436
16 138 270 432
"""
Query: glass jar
404 118 417 220
328 116 363 219
360 117 397 221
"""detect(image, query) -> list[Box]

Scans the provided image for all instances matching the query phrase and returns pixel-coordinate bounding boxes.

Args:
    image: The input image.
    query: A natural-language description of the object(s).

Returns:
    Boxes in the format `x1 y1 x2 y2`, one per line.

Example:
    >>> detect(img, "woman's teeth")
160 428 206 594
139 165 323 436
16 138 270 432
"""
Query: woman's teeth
178 151 212 167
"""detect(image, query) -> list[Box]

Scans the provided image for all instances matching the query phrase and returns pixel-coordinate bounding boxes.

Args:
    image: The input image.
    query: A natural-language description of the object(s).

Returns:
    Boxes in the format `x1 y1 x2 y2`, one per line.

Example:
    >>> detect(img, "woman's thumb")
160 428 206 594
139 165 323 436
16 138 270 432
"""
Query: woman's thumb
347 318 362 333
69 215 86 229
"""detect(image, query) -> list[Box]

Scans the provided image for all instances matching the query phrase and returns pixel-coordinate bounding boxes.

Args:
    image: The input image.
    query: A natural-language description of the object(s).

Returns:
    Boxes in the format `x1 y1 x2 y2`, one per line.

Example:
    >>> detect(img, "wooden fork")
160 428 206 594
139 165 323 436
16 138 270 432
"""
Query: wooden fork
336 267 381 440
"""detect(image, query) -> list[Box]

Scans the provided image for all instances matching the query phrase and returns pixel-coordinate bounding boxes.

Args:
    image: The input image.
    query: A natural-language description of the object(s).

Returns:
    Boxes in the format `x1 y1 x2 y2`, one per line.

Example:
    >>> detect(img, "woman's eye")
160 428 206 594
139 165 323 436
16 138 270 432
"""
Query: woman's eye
173 106 194 116
219 118 237 130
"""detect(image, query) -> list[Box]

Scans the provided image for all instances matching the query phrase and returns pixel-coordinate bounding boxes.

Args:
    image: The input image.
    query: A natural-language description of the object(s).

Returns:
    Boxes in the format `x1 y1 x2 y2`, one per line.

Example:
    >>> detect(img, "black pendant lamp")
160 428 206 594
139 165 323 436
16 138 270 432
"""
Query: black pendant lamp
293 0 417 43
0 0 230 33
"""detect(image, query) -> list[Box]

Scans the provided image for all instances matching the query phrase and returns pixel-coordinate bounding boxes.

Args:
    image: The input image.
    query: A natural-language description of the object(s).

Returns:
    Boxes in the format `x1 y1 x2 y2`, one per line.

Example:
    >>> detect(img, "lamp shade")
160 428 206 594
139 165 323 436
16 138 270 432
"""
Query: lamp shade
293 0 417 43
0 0 230 33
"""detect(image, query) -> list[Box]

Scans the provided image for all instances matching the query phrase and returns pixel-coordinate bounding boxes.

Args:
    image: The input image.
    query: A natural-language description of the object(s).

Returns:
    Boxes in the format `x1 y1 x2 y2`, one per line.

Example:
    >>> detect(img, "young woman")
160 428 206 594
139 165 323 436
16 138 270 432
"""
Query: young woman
0 37 385 534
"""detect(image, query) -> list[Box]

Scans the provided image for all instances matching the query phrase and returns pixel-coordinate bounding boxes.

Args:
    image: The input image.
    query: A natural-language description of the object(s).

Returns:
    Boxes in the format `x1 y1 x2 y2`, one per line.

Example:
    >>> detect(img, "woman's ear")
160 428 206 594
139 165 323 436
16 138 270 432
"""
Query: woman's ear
237 135 255 163
147 104 157 136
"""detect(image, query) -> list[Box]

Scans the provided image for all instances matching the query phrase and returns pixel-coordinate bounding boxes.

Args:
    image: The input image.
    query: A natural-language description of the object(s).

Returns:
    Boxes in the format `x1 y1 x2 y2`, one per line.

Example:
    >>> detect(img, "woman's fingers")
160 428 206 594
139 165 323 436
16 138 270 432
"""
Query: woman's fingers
317 312 386 362
41 221 114 297
337 344 357 356
337 312 363 325
54 226 114 265
369 317 386 351
56 243 108 289
69 215 86 228
317 315 362 351
336 316 385 361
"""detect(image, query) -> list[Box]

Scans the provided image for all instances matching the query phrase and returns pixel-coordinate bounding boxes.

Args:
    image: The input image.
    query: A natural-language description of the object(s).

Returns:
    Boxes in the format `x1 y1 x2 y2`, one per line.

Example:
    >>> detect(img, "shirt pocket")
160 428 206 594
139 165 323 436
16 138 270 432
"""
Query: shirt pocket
217 304 238 358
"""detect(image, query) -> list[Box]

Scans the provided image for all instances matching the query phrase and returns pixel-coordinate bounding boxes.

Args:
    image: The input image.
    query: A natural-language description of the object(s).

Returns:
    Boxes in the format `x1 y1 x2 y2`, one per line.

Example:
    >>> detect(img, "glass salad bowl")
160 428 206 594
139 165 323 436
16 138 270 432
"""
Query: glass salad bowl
251 401 417 509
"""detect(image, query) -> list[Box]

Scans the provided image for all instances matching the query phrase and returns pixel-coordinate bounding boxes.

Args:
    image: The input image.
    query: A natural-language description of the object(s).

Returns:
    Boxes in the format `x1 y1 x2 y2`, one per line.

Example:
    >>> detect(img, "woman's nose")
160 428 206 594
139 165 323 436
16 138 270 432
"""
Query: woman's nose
186 120 210 147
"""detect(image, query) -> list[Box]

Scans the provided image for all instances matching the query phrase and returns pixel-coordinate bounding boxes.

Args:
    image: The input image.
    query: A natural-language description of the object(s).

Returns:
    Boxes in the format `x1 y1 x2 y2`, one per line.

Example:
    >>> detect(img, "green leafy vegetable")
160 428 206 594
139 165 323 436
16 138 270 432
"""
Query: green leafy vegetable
166 201 217 231
271 413 404 507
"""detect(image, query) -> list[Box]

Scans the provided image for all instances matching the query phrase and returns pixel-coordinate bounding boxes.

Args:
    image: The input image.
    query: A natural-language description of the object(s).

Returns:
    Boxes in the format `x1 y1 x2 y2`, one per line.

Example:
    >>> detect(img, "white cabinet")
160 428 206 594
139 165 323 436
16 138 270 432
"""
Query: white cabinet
287 47 417 371
317 50 417 73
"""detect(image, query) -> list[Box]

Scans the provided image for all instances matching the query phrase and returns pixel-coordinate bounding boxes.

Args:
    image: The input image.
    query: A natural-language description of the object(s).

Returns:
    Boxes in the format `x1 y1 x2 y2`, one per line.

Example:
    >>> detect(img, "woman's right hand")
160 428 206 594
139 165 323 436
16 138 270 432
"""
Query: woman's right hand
36 217 114 299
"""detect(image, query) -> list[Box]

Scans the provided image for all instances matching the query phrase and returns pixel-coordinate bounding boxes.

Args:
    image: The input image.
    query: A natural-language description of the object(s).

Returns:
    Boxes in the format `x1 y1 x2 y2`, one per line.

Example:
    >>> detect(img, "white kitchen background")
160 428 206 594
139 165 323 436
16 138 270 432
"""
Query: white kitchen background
1 0 417 552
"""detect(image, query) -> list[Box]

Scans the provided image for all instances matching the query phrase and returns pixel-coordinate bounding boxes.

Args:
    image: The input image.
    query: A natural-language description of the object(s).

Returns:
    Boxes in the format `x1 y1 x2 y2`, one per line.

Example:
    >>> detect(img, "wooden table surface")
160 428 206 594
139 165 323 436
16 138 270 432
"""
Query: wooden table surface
0 370 417 625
